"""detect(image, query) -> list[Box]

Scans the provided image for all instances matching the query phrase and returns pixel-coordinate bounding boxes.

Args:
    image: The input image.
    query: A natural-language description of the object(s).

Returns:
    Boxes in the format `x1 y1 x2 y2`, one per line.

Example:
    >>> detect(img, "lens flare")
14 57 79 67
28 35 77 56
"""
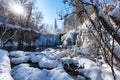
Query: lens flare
8 0 27 17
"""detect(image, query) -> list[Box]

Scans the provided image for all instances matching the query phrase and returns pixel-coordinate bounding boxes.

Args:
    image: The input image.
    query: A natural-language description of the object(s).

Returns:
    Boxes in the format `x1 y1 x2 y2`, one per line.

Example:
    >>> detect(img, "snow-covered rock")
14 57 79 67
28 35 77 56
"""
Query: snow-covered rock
77 58 97 69
9 51 25 57
38 56 61 68
11 56 30 64
0 73 14 80
0 49 9 56
30 52 46 63
12 64 73 80
1 48 120 80
0 50 11 72
41 49 64 60
49 66 73 80
30 54 41 63
0 49 14 80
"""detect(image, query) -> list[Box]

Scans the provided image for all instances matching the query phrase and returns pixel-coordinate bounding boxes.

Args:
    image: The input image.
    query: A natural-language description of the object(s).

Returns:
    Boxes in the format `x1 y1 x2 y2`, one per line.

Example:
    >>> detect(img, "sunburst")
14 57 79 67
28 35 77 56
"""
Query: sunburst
8 0 27 17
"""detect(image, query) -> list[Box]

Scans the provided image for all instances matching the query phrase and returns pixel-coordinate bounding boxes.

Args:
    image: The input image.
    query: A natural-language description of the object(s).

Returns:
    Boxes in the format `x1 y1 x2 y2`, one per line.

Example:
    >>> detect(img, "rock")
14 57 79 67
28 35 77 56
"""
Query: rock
76 58 120 80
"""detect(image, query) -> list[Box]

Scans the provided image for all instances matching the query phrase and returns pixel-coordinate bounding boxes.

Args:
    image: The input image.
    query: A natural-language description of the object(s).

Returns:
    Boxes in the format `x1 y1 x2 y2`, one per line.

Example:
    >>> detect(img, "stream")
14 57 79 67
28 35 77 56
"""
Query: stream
0 46 61 52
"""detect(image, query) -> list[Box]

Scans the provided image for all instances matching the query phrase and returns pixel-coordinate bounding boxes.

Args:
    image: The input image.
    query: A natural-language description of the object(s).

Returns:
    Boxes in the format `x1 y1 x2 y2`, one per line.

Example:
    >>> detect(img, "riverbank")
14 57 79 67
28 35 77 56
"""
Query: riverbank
0 48 120 80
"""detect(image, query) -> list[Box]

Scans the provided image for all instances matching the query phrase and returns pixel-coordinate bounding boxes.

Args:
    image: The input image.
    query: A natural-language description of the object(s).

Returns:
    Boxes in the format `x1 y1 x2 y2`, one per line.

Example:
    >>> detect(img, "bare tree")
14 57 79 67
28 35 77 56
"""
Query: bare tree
0 0 43 46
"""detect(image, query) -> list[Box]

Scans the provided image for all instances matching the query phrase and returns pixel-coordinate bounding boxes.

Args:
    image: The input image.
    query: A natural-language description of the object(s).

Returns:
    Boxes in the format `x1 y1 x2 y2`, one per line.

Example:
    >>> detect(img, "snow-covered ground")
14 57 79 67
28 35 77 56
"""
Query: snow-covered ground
0 48 120 80
0 50 14 80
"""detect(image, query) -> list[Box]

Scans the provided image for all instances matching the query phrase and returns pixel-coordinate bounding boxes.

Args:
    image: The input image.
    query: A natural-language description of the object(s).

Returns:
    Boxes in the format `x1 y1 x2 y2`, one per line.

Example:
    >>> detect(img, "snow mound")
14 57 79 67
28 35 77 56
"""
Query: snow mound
30 53 42 63
11 56 30 64
76 58 120 80
7 49 120 80
0 50 14 80
9 51 25 57
38 56 61 68
12 64 73 80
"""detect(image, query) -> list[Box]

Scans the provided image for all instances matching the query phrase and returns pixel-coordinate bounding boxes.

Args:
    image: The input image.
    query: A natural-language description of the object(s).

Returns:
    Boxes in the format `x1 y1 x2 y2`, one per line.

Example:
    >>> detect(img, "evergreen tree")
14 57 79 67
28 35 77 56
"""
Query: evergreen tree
54 18 58 33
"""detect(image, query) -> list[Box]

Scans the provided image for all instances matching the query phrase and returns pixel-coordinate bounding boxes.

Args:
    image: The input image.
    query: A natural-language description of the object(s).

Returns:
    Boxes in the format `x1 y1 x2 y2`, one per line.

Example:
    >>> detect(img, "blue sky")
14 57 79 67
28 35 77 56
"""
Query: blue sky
36 0 65 29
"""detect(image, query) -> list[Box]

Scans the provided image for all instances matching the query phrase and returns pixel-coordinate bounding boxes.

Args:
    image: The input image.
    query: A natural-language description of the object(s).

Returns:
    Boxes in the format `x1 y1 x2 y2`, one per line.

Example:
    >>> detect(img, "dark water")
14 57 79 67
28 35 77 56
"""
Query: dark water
0 46 60 52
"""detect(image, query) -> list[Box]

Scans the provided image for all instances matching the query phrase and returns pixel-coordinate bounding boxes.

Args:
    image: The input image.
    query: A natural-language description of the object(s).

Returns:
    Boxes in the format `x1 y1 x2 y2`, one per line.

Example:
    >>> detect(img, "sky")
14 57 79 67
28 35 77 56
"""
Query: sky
36 0 65 29
35 0 114 29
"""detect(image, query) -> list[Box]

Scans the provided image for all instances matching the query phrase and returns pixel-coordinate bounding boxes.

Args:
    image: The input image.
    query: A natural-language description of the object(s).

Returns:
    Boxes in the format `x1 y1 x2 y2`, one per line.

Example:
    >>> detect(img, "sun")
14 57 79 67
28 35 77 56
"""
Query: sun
8 1 27 17
12 3 25 15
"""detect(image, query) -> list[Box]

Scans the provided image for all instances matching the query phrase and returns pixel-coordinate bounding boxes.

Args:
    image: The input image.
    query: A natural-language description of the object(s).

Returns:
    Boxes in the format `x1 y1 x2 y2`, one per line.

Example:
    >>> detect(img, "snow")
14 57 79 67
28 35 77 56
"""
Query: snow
11 56 30 64
76 57 120 80
0 49 9 56
110 1 120 18
61 55 120 80
0 48 120 80
11 64 73 80
10 51 30 64
77 58 97 69
0 50 11 72
0 21 39 34
49 66 73 80
38 56 61 68
30 53 42 63
9 51 25 57
35 33 61 46
61 30 77 47
114 45 120 58
0 49 14 80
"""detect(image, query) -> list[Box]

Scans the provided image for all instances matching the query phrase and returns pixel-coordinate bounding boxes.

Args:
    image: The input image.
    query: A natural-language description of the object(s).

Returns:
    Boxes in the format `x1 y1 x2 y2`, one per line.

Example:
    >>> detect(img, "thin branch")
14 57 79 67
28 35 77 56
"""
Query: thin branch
3 31 17 45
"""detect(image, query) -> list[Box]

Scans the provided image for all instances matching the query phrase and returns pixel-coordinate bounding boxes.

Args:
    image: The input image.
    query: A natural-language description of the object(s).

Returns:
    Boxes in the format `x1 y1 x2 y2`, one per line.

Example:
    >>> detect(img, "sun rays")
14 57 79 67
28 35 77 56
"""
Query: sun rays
7 0 27 17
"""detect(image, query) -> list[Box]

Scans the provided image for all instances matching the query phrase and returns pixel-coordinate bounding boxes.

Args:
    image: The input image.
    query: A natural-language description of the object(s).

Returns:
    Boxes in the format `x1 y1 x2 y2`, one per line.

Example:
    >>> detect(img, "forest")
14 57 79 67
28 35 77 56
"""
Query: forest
0 0 120 80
